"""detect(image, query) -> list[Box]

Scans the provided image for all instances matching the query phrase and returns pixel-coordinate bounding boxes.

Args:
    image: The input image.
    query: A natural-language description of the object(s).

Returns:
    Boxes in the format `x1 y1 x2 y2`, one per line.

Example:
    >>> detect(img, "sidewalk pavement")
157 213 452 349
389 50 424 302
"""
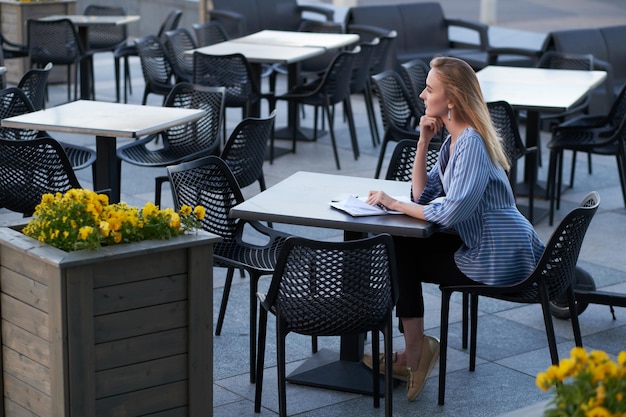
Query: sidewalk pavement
1 2 625 415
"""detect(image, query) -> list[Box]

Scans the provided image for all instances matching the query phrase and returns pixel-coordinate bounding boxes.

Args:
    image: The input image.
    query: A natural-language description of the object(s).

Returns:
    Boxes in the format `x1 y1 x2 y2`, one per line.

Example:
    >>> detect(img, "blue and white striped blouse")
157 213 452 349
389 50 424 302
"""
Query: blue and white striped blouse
418 127 545 286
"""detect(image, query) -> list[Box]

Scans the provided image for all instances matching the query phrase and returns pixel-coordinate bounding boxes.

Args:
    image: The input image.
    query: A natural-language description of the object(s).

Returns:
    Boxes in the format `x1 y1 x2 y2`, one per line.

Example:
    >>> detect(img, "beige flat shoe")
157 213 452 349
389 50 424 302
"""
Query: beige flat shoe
407 335 440 402
362 352 409 382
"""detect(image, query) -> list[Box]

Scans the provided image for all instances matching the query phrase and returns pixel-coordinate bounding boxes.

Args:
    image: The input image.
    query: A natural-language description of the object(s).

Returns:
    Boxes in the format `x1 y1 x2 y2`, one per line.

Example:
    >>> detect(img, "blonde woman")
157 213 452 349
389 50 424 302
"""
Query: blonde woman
365 56 545 402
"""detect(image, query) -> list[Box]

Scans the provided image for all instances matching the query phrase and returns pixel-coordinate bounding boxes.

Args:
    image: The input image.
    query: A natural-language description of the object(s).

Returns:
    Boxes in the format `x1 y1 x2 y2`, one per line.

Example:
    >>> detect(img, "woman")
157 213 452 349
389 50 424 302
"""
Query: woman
364 56 545 402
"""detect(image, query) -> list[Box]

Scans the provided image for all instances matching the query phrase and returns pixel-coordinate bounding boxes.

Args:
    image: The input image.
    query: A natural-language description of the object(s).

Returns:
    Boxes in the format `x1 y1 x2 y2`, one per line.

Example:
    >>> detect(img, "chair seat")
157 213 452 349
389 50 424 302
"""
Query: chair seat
214 227 290 273
59 142 97 171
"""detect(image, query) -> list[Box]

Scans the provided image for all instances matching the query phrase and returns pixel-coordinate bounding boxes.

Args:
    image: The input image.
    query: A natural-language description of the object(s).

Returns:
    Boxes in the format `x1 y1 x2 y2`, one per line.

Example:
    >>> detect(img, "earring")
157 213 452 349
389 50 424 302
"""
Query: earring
447 108 451 120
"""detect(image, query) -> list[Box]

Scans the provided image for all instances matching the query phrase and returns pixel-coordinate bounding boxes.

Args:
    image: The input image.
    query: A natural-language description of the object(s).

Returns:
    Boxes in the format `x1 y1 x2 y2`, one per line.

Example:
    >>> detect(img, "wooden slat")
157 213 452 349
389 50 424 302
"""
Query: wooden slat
95 354 187 398
95 380 188 417
93 275 187 316
1 321 49 368
92 249 187 287
0 246 53 287
94 328 187 371
187 245 214 417
94 301 187 343
4 397 40 417
143 406 189 417
0 294 48 340
66 265 96 417
3 372 51 417
2 346 50 395
1 267 48 312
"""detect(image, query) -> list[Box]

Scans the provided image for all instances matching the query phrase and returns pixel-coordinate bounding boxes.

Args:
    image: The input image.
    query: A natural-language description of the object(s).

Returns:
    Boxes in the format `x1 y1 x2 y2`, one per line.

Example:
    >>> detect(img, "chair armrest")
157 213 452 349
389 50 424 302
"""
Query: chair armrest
591 57 616 100
487 47 541 65
208 9 247 37
445 18 489 50
297 4 335 21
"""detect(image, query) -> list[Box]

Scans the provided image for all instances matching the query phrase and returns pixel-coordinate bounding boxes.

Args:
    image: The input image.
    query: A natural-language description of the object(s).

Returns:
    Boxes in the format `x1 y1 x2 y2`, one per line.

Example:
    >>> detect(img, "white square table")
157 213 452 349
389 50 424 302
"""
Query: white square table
188 30 360 148
39 15 140 100
1 100 206 203
231 171 435 395
477 66 607 196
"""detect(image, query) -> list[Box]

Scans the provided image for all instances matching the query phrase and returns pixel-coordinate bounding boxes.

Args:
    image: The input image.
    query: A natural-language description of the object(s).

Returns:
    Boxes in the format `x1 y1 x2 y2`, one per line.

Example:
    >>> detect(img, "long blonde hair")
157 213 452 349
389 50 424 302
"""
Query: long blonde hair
430 56 510 171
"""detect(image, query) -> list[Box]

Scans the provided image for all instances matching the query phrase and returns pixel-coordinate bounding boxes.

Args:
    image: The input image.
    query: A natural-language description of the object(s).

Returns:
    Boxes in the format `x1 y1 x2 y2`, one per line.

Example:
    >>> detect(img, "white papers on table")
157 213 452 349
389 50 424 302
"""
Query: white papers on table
330 195 410 217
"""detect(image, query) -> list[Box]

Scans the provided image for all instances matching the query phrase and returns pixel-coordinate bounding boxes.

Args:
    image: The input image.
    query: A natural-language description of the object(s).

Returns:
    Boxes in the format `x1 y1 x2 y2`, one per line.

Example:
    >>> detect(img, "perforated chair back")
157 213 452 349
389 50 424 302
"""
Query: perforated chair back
0 136 81 217
84 5 127 51
537 51 594 71
385 139 441 182
400 58 429 114
488 100 536 222
371 69 422 177
192 21 229 47
17 62 52 110
221 110 276 191
255 233 398 416
27 18 86 101
0 87 39 141
135 34 175 104
161 83 225 157
156 9 183 42
164 28 196 83
193 51 260 109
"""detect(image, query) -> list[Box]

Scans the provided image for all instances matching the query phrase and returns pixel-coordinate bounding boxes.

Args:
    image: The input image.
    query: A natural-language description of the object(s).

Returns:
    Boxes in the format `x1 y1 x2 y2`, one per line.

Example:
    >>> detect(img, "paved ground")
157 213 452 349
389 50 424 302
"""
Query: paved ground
2 1 625 415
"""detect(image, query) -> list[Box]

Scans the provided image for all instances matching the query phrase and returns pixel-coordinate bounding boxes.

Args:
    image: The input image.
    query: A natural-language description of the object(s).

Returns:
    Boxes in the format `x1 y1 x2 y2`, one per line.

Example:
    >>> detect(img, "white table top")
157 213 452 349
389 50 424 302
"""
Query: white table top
1 100 206 138
189 41 324 65
40 15 140 26
231 29 360 50
231 171 435 238
477 66 607 112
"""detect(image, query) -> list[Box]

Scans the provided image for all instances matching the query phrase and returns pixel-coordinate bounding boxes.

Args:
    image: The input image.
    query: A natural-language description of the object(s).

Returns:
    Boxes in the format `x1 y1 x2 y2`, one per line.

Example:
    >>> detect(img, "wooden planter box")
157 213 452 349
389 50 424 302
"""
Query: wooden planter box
0 225 220 417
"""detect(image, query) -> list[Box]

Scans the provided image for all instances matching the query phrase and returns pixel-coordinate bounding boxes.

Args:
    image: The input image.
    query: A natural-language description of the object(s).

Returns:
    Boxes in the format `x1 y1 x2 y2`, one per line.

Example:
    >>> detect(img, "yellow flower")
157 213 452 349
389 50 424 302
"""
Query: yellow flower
194 205 206 220
180 205 192 216
79 226 93 240
585 406 610 417
23 189 205 252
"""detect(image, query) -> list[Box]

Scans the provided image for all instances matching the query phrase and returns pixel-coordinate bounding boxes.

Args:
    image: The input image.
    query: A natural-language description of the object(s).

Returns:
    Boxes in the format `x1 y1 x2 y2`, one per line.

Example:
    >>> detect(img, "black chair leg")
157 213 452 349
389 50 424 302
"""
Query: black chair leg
323 103 341 170
215 267 235 336
254 306 268 412
438 288 451 406
469 294 479 372
462 292 469 349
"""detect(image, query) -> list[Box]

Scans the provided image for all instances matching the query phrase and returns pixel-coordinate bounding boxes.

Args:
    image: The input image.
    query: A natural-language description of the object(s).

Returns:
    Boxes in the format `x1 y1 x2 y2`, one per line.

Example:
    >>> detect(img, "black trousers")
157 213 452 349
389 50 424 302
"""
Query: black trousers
393 232 477 318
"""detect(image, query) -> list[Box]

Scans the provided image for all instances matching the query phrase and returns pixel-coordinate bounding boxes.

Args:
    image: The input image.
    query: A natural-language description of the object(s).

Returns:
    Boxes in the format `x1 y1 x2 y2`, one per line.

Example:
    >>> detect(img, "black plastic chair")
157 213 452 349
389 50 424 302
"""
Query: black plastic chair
135 34 176 105
114 9 182 103
0 87 96 175
384 139 441 182
547 100 626 225
549 82 626 196
116 83 225 207
438 191 600 405
193 51 269 141
220 110 276 192
0 32 28 60
192 20 229 47
400 58 430 115
254 234 398 417
167 155 291 384
487 101 538 223
164 28 196 83
84 4 128 100
17 62 52 111
370 70 422 178
26 18 93 102
347 25 398 146
0 136 82 217
273 48 360 169
347 39 379 149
